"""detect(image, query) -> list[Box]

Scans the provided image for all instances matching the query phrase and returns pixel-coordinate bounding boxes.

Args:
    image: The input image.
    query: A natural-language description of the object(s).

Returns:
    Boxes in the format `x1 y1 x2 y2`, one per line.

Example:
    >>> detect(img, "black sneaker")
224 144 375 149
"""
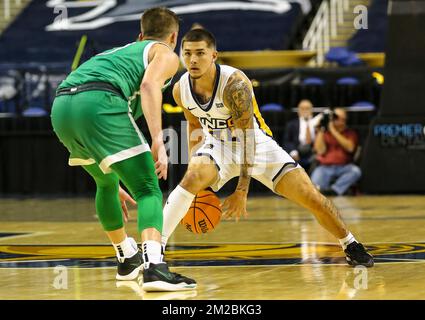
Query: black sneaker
344 242 374 267
141 263 197 292
116 250 143 281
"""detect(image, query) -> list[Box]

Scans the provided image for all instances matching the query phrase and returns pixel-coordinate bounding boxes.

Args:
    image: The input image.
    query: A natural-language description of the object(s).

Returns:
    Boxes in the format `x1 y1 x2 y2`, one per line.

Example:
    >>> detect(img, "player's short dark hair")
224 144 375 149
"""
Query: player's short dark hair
182 29 216 49
141 7 179 39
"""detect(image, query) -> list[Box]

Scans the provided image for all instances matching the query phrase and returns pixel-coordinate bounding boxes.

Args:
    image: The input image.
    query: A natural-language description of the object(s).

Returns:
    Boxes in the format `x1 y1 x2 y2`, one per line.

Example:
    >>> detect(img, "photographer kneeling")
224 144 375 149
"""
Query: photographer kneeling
311 108 361 196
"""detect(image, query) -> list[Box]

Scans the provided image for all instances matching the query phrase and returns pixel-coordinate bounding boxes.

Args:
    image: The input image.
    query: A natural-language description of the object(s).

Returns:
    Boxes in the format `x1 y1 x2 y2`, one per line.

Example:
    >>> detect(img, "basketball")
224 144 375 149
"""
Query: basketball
181 190 222 234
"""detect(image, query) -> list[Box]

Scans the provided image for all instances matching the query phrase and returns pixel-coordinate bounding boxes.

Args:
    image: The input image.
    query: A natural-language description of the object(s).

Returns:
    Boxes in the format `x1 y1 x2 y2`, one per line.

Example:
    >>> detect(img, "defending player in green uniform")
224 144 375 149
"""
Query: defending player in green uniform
51 7 196 292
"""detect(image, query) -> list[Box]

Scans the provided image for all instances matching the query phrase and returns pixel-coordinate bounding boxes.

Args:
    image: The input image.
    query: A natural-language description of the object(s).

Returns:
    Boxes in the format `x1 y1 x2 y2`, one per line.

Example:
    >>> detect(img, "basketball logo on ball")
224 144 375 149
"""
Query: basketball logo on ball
181 190 222 233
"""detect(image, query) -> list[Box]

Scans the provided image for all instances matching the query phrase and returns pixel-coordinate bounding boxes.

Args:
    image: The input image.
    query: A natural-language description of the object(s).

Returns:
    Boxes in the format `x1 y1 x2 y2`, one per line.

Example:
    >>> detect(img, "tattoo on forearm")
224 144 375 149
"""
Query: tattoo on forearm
224 74 252 123
224 73 256 193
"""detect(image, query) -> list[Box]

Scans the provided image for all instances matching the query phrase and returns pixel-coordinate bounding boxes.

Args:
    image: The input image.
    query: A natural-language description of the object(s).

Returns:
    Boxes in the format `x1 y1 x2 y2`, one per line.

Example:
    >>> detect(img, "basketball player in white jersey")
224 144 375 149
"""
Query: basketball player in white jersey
161 29 374 267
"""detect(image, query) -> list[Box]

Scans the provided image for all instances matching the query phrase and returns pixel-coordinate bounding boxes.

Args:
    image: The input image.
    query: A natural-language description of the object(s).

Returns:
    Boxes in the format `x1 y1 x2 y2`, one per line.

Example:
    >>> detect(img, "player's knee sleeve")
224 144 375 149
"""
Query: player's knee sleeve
95 183 124 231
136 192 163 234
130 174 163 234
111 153 163 234
83 164 123 231
129 171 163 232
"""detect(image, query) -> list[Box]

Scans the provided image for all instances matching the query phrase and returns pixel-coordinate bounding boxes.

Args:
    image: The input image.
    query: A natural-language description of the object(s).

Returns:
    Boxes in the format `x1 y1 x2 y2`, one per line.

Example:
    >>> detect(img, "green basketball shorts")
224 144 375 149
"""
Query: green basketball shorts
51 90 150 173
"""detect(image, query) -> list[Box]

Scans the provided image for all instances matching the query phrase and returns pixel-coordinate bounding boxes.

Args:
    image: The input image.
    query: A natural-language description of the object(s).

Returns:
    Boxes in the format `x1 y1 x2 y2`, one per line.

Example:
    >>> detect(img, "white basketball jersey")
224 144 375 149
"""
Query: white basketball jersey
179 64 273 144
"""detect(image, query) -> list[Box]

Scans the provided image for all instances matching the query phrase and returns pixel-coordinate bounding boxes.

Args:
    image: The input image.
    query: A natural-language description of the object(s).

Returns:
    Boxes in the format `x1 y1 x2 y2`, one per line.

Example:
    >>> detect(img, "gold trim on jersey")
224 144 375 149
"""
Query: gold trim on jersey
253 97 273 137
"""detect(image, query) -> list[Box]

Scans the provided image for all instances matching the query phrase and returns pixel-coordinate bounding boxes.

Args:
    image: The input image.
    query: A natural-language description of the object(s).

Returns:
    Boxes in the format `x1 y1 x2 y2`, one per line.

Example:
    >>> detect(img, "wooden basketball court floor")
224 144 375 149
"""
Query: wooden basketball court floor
1 195 425 300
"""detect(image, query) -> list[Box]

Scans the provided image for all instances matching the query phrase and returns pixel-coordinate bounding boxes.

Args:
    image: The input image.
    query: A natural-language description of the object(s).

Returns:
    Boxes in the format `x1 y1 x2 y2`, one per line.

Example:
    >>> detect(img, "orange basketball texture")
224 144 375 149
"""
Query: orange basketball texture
181 190 222 234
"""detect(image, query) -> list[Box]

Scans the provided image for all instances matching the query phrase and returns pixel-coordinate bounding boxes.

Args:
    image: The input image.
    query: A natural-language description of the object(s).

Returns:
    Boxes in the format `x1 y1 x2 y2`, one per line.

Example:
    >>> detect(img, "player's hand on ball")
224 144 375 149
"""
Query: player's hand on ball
119 186 136 223
222 190 248 222
151 139 168 180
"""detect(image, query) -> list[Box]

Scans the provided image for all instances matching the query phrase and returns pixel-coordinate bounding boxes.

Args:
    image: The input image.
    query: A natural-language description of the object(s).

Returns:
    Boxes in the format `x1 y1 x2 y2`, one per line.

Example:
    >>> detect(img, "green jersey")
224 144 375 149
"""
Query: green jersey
59 40 171 120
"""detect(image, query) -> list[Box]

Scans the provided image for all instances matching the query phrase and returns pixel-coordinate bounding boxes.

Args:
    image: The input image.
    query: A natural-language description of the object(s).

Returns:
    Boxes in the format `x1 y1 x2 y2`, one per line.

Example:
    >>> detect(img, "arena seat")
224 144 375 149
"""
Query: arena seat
22 107 48 117
325 47 351 64
336 77 360 85
350 101 376 111
302 77 325 85
339 53 364 67
260 103 284 112
334 77 361 107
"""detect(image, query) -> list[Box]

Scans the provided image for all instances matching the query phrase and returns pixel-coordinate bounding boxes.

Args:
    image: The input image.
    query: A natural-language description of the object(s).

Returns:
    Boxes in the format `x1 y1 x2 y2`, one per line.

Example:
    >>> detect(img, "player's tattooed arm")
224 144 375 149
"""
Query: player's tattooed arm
223 72 256 193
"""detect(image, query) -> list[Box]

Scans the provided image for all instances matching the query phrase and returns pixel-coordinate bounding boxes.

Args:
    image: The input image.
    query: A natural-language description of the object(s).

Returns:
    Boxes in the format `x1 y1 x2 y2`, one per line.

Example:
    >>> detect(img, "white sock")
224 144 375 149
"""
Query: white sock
339 232 357 250
161 185 196 247
142 240 162 268
113 237 138 261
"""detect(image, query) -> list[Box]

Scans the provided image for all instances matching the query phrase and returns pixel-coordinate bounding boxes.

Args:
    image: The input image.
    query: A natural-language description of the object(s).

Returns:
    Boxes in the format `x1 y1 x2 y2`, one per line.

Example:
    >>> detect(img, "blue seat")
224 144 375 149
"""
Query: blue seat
22 107 48 117
337 77 360 85
260 103 284 112
302 77 325 85
325 47 351 63
350 101 376 111
326 47 364 67
339 53 363 67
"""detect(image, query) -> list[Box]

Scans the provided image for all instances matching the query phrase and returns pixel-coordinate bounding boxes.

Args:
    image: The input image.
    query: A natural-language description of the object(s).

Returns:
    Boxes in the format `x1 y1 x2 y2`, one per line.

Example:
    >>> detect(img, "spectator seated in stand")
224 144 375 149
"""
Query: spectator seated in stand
283 99 320 171
311 108 361 196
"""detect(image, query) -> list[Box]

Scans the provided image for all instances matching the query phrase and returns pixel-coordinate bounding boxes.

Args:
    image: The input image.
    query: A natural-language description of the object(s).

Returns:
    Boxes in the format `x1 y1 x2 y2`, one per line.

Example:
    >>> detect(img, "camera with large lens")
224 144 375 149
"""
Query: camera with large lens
319 109 338 130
